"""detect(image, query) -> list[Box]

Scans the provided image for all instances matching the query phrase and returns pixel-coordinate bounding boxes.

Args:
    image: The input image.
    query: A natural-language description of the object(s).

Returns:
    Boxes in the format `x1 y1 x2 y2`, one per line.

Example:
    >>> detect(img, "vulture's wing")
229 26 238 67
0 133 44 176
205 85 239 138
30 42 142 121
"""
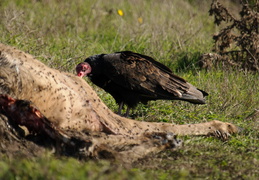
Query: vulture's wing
101 51 190 98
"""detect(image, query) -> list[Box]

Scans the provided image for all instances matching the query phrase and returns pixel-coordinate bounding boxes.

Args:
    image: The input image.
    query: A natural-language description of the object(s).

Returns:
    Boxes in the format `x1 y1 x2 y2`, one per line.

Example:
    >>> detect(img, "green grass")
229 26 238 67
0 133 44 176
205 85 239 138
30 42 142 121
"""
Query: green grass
0 0 258 179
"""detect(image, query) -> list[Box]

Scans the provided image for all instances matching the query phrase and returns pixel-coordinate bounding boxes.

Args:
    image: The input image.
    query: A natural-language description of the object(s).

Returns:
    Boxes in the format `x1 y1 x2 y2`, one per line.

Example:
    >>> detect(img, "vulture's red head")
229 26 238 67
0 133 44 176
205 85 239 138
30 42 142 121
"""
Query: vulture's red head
76 62 92 77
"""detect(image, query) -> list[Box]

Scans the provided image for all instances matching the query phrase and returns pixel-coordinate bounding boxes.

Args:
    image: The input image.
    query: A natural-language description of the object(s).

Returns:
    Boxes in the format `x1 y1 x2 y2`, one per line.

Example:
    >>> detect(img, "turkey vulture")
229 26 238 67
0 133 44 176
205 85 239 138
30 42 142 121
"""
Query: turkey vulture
76 51 208 116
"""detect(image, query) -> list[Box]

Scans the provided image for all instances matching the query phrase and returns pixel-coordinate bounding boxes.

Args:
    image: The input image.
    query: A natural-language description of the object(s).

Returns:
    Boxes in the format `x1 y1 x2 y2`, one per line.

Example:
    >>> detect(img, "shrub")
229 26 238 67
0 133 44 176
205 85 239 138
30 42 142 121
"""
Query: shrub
200 0 258 71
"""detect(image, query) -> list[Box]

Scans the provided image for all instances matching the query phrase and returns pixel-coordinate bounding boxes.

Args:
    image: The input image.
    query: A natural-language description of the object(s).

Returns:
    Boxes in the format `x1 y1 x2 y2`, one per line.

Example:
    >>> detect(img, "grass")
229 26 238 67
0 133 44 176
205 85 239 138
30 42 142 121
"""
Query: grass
0 0 258 179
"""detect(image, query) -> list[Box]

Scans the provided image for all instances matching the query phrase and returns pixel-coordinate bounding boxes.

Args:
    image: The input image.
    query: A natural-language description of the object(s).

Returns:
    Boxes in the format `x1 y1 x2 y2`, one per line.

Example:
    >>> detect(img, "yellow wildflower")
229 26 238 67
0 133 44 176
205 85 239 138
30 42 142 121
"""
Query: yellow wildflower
138 17 143 24
117 9 124 16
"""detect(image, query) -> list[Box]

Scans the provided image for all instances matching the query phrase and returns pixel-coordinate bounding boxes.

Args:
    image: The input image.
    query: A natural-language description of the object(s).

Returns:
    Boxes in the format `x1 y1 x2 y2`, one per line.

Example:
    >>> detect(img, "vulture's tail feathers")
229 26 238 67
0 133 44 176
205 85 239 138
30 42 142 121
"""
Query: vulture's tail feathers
180 83 208 104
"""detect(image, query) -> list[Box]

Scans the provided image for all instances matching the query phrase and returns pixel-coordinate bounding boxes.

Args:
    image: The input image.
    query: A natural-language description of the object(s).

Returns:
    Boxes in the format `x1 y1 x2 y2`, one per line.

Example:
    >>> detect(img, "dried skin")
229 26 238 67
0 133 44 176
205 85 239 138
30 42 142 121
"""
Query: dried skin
0 94 182 162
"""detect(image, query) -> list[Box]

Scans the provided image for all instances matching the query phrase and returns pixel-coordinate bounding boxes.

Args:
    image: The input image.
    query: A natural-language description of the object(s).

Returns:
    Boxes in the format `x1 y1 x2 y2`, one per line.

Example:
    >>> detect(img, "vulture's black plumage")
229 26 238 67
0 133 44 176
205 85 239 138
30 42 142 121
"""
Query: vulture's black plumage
76 51 208 116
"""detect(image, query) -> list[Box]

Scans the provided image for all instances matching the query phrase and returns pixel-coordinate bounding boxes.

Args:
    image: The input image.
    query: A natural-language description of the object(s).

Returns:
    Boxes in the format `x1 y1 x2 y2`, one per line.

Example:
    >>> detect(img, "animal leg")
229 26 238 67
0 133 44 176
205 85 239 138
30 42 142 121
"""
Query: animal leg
159 120 240 140
117 102 124 115
124 106 131 117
